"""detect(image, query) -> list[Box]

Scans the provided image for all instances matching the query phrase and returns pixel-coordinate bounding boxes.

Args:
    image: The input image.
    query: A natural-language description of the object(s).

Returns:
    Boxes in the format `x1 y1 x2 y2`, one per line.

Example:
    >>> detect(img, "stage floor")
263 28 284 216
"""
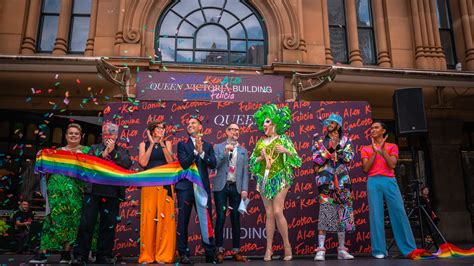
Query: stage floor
1 254 473 265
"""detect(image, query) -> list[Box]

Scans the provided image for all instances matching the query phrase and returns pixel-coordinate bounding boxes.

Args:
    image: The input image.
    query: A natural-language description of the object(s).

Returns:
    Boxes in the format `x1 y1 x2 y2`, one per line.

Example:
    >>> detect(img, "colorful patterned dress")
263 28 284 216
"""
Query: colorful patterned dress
39 146 91 250
313 135 355 233
249 134 301 200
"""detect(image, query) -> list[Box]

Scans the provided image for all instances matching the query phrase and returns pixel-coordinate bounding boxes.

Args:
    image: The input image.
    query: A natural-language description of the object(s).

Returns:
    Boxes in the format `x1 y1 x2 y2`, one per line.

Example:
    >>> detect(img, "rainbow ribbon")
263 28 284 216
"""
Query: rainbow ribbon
35 148 214 244
408 243 474 260
35 149 204 188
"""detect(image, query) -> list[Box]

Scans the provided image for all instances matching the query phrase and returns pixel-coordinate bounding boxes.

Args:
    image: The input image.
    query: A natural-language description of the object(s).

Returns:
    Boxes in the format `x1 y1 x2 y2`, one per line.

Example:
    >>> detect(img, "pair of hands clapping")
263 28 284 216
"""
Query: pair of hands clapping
102 138 116 157
146 130 166 148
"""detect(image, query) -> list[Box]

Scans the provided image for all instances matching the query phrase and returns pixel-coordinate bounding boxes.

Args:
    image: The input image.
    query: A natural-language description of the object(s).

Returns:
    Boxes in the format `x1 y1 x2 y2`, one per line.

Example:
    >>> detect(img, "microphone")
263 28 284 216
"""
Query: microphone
228 140 236 160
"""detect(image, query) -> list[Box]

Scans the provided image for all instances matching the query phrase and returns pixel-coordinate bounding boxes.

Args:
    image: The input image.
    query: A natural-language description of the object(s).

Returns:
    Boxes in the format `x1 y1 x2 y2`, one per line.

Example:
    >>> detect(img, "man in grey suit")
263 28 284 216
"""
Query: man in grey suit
213 123 249 263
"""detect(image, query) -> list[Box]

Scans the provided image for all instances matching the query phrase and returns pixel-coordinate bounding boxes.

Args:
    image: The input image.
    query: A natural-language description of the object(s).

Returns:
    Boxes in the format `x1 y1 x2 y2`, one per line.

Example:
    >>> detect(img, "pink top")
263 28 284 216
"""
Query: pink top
361 142 398 177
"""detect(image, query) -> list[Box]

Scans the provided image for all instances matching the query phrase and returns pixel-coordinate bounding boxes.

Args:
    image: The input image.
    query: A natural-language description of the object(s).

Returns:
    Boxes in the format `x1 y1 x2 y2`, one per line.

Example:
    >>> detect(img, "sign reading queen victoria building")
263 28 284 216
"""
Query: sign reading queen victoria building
136 72 285 102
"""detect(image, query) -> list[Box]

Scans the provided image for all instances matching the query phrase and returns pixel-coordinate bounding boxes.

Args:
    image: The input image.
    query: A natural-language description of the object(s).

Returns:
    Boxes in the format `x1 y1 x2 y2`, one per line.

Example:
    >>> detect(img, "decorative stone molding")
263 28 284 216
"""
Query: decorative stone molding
266 0 306 51
124 29 141 44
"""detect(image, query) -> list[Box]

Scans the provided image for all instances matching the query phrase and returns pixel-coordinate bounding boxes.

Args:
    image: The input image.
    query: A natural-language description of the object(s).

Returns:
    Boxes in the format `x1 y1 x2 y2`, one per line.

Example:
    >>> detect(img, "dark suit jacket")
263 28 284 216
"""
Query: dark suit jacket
86 143 132 199
176 137 217 193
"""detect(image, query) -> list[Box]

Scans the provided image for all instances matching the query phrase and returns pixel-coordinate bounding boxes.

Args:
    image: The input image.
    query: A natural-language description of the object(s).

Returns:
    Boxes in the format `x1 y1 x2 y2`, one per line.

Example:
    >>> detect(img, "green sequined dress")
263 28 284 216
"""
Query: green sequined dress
249 135 302 200
39 145 90 250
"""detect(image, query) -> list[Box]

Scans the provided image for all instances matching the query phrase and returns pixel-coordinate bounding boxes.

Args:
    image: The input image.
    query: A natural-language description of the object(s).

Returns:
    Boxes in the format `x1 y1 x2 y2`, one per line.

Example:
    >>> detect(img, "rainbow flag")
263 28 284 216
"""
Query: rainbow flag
408 243 474 260
35 149 204 188
35 148 214 244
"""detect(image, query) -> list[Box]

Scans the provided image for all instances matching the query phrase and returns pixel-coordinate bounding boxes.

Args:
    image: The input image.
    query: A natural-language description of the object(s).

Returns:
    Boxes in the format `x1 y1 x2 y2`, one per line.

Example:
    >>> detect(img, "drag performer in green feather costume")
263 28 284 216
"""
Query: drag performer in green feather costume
249 104 301 261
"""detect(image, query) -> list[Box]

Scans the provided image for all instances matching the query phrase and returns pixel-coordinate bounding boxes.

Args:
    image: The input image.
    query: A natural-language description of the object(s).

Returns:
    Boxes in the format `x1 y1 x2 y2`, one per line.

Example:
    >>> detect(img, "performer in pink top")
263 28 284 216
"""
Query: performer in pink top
361 121 416 259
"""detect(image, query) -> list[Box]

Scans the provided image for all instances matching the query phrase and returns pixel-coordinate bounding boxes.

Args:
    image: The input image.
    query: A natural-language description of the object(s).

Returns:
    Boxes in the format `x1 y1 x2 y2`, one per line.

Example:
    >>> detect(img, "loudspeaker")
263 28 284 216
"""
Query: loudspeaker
393 88 428 135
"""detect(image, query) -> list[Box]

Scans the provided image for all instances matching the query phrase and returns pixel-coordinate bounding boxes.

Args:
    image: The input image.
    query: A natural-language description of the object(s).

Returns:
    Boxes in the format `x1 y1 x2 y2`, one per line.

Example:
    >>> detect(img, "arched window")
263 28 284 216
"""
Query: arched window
156 0 267 65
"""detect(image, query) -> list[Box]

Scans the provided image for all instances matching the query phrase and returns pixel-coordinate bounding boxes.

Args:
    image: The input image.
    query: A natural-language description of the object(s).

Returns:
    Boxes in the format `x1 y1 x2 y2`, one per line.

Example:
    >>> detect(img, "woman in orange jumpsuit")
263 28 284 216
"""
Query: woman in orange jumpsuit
138 121 176 264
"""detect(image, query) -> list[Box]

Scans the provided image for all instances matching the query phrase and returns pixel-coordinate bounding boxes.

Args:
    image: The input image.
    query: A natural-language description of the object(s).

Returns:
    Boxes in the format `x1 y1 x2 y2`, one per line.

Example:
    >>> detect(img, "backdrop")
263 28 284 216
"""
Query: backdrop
103 101 372 257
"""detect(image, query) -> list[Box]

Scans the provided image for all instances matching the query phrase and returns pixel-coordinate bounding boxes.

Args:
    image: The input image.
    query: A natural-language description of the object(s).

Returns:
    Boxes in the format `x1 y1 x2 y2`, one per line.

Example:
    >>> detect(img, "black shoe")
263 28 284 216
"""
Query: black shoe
206 255 221 264
71 256 87 265
95 257 117 264
60 251 72 264
29 252 47 263
179 256 194 264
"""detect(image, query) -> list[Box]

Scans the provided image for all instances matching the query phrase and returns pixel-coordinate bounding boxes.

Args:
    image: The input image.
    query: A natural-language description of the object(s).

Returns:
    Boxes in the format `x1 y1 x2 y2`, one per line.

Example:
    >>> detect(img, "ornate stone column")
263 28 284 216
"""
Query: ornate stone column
424 0 439 69
322 0 333 64
20 0 42 54
52 0 73 55
372 0 391 67
418 0 434 68
460 0 474 70
85 0 98 56
345 0 363 66
410 0 427 68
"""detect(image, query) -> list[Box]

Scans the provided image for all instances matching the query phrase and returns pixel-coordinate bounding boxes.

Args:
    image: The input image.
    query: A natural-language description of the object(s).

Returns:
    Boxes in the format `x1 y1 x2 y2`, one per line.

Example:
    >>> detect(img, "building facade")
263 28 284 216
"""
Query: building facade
0 0 473 242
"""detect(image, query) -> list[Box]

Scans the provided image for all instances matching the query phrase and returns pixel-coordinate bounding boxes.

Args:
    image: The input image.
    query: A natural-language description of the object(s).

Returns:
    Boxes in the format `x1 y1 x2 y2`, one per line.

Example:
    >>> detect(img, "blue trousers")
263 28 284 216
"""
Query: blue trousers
367 176 416 256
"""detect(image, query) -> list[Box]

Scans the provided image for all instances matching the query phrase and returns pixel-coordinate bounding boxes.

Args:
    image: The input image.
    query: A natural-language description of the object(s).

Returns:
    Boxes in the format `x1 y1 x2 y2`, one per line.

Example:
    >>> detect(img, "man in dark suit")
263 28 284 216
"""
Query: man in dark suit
213 123 249 262
176 117 218 264
73 122 132 264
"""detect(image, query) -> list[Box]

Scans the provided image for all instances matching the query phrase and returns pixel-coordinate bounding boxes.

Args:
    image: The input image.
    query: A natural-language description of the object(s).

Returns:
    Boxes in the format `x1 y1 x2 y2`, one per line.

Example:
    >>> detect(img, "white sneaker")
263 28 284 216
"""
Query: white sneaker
314 247 326 261
337 247 354 260
374 254 386 259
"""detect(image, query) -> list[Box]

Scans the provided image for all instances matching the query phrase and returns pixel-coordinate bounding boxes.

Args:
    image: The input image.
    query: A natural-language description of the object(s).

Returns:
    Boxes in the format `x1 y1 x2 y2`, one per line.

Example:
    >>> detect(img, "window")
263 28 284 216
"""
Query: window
356 0 376 65
0 121 10 138
37 0 60 52
436 0 457 68
69 0 92 53
26 124 38 141
52 127 63 144
328 0 348 64
156 0 267 65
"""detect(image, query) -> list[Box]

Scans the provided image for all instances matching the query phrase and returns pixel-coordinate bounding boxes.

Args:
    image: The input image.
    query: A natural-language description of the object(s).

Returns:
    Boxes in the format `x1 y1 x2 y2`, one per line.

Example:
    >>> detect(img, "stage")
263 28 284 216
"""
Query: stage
1 254 473 265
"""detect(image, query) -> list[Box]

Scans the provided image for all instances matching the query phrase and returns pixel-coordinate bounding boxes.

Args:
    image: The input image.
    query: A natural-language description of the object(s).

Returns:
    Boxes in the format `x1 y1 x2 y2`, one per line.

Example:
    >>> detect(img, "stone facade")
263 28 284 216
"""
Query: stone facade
0 0 473 241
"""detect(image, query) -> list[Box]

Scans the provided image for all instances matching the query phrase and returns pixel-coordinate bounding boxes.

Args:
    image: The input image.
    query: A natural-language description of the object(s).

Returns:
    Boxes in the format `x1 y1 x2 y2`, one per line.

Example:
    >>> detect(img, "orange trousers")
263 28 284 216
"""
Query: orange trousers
138 186 176 263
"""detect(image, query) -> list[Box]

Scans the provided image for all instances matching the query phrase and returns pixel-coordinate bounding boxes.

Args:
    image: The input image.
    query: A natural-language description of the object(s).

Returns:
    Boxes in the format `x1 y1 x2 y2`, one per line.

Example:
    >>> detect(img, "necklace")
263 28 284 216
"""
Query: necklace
264 135 278 145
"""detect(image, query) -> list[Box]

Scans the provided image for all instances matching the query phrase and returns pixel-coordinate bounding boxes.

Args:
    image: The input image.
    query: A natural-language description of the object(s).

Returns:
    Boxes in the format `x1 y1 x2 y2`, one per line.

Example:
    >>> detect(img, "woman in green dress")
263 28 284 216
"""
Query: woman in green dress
249 104 302 261
30 123 90 264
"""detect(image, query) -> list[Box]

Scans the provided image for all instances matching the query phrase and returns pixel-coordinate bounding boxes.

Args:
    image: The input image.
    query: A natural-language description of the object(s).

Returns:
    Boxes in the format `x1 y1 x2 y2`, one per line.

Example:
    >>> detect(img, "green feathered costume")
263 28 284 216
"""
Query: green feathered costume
249 104 302 200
